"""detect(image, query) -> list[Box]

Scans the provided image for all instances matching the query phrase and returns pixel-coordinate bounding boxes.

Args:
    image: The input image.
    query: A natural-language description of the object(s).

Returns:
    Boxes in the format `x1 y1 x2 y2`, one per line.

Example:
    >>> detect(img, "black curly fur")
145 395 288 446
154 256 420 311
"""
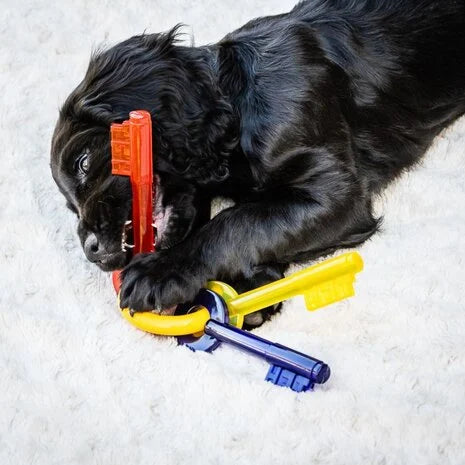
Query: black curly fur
51 0 465 324
66 25 238 185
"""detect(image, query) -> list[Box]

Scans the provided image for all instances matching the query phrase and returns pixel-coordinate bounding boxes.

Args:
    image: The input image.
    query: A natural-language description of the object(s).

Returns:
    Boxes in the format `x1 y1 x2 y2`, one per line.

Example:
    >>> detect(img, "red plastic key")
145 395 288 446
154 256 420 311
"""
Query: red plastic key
110 111 155 293
111 110 155 255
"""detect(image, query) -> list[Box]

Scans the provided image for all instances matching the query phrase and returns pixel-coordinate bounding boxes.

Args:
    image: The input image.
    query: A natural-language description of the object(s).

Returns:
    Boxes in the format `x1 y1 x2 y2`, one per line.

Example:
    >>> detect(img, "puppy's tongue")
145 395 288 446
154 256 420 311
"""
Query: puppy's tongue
152 205 175 251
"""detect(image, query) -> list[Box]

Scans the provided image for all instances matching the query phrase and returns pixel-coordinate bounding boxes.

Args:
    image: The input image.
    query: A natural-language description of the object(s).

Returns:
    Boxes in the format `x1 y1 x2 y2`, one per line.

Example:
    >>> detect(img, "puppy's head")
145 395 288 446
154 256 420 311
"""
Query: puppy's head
51 28 236 270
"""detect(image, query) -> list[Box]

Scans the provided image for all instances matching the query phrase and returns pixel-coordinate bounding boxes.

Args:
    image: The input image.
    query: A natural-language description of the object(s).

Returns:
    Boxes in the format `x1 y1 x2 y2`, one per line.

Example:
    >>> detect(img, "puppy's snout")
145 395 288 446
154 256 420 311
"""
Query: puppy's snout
83 233 105 263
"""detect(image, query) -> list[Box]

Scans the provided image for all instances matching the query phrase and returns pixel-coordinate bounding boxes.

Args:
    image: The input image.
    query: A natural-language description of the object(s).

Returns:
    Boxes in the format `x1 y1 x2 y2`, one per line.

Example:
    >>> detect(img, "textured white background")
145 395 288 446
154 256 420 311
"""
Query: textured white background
1 1 465 464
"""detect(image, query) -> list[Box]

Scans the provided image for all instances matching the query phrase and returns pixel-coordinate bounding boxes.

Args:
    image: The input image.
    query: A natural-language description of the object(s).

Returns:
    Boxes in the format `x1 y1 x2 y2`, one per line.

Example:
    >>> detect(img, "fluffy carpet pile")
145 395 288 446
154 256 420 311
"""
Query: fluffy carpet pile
1 1 464 464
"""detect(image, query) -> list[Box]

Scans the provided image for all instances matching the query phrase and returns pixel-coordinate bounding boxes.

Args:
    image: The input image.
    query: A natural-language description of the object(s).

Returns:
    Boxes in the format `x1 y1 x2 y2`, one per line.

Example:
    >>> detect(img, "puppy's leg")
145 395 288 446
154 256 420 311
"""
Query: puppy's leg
120 147 378 312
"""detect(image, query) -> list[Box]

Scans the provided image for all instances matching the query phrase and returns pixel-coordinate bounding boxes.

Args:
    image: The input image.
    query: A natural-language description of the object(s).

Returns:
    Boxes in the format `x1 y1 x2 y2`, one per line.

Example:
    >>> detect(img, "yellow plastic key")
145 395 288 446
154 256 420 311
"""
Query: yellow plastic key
224 252 363 320
119 252 363 335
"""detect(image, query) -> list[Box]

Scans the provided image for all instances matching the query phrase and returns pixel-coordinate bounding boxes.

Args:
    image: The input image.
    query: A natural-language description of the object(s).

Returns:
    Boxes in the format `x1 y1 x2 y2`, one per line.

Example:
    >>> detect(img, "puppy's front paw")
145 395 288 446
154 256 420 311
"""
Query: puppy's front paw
119 250 207 312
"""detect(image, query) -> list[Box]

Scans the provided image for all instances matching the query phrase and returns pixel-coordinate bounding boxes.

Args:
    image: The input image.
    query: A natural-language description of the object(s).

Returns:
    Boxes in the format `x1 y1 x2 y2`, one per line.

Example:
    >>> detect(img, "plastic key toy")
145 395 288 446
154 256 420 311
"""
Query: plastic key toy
110 111 365 392
116 251 364 338
110 109 155 292
111 110 155 253
203 321 331 391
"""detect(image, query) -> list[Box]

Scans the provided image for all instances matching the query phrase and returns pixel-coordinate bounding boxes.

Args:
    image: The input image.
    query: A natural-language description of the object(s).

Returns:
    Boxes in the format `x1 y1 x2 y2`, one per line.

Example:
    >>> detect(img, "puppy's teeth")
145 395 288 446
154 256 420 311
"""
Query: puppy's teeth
121 221 134 252
122 242 135 252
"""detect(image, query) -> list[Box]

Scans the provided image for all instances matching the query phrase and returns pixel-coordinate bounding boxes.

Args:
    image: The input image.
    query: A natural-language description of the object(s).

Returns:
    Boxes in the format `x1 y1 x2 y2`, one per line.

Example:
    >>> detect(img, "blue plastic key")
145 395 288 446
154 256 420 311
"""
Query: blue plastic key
204 320 330 392
177 288 330 392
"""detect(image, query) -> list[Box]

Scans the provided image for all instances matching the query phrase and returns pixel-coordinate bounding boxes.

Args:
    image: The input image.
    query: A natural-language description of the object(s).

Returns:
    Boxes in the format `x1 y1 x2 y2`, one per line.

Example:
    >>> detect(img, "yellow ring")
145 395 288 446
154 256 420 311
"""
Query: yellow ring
118 281 242 336
120 305 210 336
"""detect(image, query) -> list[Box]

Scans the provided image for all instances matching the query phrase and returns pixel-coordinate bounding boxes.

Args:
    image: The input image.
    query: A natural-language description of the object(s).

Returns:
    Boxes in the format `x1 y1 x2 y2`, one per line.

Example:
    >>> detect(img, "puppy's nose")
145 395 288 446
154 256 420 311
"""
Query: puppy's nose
83 233 105 262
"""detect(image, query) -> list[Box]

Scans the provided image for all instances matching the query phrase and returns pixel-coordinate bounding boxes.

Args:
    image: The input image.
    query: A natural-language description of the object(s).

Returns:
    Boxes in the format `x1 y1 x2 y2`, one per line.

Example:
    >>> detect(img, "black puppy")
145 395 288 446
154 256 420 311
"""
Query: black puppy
51 0 465 326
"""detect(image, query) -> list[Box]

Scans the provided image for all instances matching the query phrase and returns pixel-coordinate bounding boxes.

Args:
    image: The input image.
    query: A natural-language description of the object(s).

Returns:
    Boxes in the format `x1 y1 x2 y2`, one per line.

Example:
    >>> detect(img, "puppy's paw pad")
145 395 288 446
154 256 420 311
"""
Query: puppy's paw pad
244 311 265 328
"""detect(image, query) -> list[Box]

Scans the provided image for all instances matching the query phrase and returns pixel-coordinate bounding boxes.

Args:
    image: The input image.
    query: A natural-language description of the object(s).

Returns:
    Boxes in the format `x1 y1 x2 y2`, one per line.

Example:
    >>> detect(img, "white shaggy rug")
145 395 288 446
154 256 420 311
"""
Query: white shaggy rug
1 1 465 464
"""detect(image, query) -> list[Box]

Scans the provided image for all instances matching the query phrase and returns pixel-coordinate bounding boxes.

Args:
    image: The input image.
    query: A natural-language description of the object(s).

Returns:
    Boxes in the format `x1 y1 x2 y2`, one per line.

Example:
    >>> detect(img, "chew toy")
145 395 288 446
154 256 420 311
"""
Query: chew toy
110 111 364 392
111 110 155 254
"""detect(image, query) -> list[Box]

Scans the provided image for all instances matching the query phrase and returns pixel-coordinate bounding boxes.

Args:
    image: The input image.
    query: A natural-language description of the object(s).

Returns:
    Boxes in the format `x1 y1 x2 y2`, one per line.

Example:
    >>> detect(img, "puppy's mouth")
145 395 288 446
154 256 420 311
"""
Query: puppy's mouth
96 250 129 272
118 176 172 256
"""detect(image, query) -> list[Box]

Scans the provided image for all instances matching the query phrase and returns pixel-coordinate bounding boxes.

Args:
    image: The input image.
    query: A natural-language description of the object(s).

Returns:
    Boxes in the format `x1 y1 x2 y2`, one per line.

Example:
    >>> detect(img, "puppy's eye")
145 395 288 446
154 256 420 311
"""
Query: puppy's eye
75 149 90 175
